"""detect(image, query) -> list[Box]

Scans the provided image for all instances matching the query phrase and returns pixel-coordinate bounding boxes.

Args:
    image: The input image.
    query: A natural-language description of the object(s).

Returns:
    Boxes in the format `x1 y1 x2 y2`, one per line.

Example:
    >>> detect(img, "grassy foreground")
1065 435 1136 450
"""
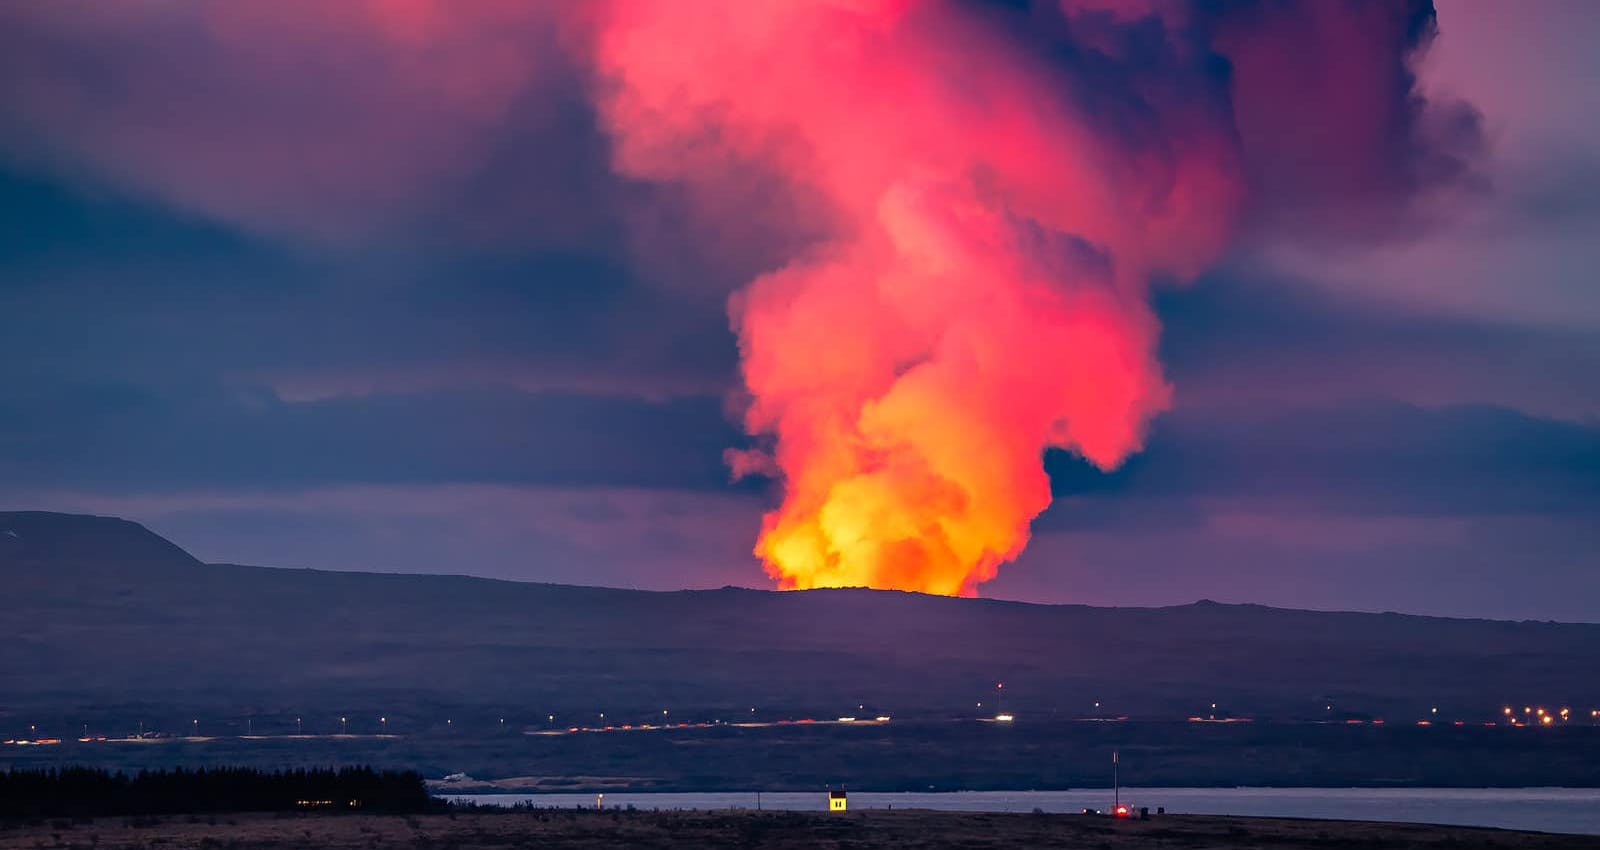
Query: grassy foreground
1 809 1596 849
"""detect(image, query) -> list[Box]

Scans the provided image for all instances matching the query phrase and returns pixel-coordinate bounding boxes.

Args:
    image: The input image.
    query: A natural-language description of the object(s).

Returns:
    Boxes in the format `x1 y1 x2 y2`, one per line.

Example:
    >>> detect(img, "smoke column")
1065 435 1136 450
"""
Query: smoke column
594 0 1244 595
592 1 1280 595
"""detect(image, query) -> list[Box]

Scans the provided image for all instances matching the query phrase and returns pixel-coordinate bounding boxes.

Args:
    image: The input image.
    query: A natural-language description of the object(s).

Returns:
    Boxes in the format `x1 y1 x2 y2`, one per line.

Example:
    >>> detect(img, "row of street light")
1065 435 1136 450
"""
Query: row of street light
11 703 1600 741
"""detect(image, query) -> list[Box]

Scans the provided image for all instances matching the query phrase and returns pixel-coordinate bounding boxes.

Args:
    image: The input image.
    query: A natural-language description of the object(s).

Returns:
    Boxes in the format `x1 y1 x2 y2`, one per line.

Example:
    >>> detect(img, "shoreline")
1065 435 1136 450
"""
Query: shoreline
428 779 1600 792
433 786 1600 837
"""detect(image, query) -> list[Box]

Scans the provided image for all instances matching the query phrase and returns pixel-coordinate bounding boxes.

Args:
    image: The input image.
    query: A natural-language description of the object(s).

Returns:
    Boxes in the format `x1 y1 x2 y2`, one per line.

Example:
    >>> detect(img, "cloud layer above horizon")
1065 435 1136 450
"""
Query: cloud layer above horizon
0 0 1596 619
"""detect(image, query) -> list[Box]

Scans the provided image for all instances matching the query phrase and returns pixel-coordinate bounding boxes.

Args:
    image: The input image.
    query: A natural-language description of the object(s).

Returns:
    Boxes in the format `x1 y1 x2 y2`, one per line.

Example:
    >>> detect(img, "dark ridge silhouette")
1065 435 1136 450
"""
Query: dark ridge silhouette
0 510 200 572
3 510 1597 722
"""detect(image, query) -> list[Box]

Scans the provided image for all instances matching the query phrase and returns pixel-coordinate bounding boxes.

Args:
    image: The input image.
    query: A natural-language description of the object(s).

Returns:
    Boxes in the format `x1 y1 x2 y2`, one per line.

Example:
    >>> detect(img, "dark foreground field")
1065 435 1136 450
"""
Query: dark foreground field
2 810 1596 850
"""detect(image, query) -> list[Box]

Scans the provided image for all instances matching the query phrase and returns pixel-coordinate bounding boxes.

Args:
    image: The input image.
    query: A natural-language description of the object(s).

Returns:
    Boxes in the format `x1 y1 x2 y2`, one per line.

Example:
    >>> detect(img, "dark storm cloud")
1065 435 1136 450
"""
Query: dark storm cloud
1153 271 1600 420
0 166 739 494
1038 398 1600 541
0 165 738 400
1046 400 1600 519
0 380 741 492
0 168 280 279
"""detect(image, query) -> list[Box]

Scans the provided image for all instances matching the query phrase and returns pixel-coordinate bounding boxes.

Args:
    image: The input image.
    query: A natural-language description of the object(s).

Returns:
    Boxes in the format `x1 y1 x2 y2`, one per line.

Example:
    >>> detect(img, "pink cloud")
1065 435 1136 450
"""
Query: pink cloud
1211 0 1485 244
0 1 603 249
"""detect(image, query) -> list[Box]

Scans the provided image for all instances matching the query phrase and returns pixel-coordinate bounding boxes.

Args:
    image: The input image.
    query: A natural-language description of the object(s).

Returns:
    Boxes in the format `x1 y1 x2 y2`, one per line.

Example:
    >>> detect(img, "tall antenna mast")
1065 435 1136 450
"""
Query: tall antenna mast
1113 750 1119 811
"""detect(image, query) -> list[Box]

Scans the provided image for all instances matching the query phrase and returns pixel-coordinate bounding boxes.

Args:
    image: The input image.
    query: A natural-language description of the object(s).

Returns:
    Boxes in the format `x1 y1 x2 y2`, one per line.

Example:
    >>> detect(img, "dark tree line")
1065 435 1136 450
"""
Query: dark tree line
0 766 429 818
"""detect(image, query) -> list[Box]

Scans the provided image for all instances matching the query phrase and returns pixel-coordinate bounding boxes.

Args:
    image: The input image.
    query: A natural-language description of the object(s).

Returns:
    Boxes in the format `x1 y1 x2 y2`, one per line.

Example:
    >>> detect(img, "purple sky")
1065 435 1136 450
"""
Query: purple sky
0 1 1595 620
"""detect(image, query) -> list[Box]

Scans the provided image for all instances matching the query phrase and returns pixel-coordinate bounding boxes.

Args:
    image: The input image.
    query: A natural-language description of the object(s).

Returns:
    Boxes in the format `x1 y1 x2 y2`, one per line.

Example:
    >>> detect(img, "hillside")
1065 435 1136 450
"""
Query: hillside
3 510 1597 725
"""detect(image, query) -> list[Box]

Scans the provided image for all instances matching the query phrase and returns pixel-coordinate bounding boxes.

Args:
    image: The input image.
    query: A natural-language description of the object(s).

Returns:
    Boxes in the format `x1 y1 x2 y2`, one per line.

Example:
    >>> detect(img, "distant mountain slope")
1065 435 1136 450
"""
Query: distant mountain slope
1 510 200 574
3 511 1596 722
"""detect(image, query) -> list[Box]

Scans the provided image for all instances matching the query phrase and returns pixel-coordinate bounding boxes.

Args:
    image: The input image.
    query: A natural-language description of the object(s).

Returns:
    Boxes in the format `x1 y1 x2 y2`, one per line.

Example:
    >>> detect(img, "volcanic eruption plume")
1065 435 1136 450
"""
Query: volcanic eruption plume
593 0 1243 595
590 0 1467 595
